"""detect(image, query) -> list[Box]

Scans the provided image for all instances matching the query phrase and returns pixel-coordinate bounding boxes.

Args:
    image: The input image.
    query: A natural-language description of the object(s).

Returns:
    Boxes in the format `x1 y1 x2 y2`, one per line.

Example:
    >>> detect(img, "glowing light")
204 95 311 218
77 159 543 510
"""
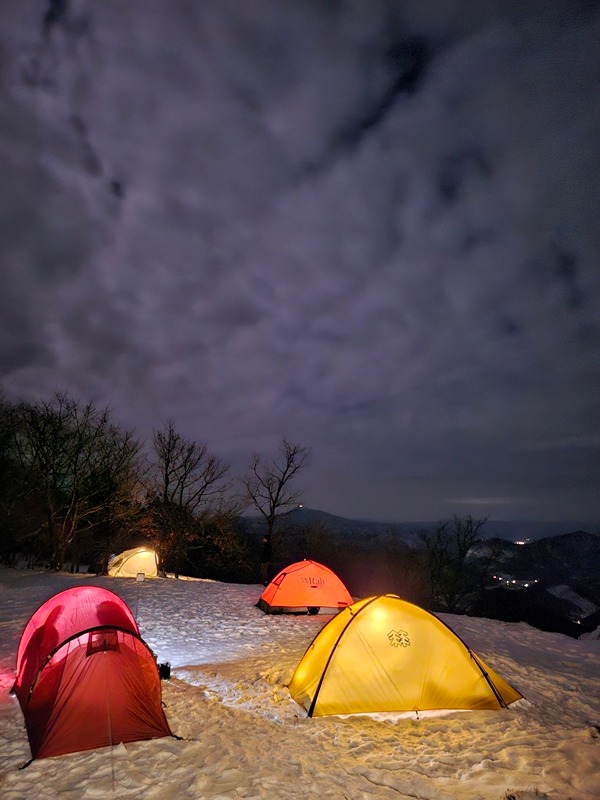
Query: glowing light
369 606 390 626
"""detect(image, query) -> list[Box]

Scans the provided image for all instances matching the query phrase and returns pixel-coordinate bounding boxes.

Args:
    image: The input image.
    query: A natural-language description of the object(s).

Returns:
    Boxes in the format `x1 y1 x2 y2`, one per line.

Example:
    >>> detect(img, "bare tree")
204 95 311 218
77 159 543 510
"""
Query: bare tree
148 421 231 571
8 392 142 570
420 514 488 612
185 500 254 581
151 421 230 514
0 395 49 566
84 424 145 573
241 436 309 558
0 394 25 566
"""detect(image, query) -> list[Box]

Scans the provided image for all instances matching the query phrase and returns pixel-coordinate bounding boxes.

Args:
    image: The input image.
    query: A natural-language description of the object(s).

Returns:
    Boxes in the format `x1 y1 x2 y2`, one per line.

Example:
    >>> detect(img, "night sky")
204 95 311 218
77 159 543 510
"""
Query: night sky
1 1 599 523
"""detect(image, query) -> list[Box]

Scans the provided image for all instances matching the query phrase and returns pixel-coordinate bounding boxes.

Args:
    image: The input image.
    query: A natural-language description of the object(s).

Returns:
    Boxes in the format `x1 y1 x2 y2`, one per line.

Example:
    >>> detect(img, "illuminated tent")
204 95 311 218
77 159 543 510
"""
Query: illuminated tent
289 594 523 716
13 586 172 759
257 559 353 614
108 547 159 578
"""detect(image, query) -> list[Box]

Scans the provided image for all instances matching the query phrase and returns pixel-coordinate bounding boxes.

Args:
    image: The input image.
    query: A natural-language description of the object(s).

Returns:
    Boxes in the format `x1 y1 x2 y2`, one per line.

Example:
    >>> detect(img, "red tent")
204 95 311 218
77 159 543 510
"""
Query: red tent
257 560 353 614
14 585 172 760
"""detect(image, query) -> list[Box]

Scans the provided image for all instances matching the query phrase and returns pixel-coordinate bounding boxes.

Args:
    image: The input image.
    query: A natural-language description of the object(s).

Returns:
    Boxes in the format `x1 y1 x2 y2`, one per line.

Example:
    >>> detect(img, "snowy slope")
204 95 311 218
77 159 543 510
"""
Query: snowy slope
0 567 599 799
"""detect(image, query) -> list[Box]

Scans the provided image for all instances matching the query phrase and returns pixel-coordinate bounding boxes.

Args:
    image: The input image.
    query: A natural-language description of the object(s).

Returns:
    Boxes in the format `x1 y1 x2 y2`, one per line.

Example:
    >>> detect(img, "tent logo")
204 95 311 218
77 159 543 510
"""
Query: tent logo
388 629 410 647
301 577 325 586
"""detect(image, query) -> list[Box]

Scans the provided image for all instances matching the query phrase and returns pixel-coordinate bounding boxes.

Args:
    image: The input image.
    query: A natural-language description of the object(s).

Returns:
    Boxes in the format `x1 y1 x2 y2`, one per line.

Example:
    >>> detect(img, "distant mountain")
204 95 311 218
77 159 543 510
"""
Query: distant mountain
497 530 600 584
477 519 600 542
242 506 429 548
243 507 599 546
473 530 600 637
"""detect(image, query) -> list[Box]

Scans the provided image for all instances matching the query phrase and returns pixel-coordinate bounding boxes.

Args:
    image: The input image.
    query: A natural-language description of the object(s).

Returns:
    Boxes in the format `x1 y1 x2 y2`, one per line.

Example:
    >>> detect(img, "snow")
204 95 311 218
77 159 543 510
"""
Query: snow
1 568 599 799
546 586 598 620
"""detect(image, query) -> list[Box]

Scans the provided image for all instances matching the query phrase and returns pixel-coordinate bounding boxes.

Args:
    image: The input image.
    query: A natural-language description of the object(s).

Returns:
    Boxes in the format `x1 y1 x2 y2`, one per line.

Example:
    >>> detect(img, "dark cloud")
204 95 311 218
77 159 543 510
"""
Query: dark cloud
1 0 599 522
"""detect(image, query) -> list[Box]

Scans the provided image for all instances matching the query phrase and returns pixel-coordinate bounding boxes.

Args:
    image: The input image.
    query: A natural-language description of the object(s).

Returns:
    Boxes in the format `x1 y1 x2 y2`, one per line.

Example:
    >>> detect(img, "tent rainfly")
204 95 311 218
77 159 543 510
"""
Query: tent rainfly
257 559 353 614
289 594 524 716
108 547 159 578
13 585 172 759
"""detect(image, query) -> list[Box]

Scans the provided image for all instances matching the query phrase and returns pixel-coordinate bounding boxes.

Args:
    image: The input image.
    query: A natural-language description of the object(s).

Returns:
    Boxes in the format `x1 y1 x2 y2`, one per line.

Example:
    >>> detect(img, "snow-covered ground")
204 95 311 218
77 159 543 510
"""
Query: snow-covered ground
0 568 598 799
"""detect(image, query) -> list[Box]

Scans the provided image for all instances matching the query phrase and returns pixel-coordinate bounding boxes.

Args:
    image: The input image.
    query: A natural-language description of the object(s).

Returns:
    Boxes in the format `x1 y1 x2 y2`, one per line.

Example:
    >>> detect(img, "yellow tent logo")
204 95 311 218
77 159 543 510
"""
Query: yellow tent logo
388 629 410 647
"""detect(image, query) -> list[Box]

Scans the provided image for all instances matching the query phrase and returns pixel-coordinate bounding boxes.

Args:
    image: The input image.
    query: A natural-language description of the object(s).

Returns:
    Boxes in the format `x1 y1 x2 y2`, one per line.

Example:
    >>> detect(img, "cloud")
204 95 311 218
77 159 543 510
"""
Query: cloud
1 0 599 521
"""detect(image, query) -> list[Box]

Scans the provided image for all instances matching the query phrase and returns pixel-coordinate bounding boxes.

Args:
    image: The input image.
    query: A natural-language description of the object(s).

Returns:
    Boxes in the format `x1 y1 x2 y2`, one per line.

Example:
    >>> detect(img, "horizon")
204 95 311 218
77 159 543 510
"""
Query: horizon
243 505 600 536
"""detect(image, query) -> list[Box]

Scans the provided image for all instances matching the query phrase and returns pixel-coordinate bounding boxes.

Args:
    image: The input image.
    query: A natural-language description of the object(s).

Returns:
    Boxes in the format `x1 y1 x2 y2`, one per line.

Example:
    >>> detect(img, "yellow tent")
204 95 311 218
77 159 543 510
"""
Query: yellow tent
289 594 523 717
107 547 159 578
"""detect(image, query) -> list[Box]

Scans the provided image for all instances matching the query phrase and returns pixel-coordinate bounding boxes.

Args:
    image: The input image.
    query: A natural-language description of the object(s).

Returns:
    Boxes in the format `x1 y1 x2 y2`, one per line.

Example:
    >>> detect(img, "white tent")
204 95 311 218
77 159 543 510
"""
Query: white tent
107 547 159 578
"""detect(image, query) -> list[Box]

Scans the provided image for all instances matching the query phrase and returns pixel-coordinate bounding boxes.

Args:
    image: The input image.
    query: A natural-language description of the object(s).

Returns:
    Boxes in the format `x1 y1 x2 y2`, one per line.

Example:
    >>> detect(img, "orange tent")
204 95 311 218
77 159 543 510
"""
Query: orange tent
14 586 172 759
257 559 353 614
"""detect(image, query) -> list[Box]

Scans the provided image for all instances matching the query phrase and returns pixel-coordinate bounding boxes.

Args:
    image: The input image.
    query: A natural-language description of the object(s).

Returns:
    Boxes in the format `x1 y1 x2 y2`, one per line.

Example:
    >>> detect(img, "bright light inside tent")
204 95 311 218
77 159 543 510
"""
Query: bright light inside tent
369 606 390 627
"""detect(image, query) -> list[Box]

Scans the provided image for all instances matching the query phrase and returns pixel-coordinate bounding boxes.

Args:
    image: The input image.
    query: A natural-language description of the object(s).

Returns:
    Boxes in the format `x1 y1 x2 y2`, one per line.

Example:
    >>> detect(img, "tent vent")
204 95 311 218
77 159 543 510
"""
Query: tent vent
87 630 120 656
